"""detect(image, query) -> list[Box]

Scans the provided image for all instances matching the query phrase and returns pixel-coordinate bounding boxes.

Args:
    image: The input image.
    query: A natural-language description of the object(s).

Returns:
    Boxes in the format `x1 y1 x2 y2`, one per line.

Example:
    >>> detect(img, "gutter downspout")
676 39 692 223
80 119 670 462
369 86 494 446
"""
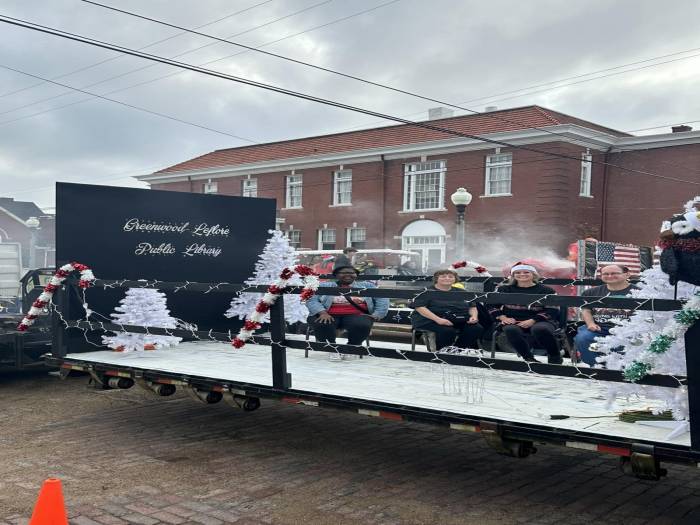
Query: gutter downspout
188 175 194 193
600 146 612 240
379 155 387 249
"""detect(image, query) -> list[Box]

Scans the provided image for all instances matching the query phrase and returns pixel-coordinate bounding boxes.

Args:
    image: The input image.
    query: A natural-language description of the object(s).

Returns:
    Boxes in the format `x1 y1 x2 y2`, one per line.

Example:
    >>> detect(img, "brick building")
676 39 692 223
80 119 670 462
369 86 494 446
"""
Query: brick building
138 106 700 269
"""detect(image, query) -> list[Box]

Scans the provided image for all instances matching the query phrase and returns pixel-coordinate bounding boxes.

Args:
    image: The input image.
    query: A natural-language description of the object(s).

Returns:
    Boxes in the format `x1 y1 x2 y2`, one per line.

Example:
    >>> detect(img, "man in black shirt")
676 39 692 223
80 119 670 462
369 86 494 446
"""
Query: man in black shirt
574 264 637 366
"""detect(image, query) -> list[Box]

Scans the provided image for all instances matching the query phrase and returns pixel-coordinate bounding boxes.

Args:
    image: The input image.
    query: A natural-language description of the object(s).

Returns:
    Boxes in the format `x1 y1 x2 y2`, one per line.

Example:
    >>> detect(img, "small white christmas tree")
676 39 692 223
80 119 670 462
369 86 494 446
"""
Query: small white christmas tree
596 265 697 421
225 229 309 324
102 288 182 352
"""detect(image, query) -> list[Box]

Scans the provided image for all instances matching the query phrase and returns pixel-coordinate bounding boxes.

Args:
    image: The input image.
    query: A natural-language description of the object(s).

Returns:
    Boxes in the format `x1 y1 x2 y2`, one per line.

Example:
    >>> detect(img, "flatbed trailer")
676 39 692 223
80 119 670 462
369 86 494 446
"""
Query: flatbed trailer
46 276 700 480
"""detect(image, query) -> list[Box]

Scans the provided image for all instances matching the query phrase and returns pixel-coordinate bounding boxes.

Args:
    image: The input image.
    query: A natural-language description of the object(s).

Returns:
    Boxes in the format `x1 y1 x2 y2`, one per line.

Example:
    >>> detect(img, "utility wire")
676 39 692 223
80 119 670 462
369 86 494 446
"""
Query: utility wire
0 0 334 117
0 14 697 187
0 0 396 126
0 0 276 99
0 62 257 142
74 0 700 176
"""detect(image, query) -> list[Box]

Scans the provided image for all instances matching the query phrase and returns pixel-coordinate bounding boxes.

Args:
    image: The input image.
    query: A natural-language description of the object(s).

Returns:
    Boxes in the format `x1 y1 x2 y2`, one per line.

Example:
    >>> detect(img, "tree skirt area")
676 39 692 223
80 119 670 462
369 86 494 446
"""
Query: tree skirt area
64 340 689 447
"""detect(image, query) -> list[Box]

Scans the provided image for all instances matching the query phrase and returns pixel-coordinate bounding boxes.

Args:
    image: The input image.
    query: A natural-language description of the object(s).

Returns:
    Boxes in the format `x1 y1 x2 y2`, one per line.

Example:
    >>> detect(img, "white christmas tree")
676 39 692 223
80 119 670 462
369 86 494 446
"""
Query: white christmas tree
595 265 698 421
225 229 309 324
102 288 182 352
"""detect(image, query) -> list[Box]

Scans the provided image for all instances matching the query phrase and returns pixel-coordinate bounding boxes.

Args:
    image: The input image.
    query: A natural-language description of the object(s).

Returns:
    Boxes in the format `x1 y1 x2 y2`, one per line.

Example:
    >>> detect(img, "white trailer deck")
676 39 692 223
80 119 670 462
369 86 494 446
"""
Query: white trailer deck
63 340 688 447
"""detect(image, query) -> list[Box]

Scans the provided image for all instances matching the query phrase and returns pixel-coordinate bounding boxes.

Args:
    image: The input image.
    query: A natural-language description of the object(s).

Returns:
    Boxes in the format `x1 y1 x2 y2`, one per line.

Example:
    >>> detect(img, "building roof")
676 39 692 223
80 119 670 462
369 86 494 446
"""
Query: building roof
0 197 44 222
154 105 629 175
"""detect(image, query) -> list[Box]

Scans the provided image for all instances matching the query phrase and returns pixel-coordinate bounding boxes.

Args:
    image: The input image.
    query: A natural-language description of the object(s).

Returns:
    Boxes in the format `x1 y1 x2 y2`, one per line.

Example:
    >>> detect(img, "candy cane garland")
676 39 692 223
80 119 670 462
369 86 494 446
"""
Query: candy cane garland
232 265 319 349
451 260 492 276
17 262 96 331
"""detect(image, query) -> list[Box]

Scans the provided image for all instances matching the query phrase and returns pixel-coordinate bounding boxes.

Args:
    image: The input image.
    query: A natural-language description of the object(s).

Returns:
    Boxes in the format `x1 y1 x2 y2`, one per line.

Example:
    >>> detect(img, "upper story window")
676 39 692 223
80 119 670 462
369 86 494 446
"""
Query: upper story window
318 228 336 250
580 153 592 197
333 170 352 205
286 229 301 248
403 160 446 211
285 174 302 208
347 227 366 249
202 181 218 194
242 178 257 197
484 153 512 196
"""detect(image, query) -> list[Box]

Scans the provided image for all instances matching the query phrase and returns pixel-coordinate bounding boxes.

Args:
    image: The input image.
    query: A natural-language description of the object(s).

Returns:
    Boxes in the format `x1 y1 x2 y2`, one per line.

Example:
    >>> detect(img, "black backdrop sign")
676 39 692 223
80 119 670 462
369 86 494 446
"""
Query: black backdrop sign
56 182 276 331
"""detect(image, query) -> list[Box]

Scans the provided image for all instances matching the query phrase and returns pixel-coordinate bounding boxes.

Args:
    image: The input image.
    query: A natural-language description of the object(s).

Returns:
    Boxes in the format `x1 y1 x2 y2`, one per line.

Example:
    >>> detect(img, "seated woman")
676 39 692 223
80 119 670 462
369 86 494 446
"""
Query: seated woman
489 263 562 364
411 269 484 352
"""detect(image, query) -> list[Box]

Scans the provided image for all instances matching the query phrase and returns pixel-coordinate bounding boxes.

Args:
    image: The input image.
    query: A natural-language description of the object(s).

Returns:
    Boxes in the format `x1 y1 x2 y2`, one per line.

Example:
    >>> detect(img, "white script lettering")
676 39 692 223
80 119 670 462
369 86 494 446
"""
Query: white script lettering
134 242 177 256
124 218 190 234
191 223 230 237
182 243 222 258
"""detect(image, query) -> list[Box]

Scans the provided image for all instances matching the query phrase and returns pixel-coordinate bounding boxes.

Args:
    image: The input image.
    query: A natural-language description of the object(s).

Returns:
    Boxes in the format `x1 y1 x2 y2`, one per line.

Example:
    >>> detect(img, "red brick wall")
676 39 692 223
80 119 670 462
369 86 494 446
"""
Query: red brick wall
604 144 700 247
150 141 700 257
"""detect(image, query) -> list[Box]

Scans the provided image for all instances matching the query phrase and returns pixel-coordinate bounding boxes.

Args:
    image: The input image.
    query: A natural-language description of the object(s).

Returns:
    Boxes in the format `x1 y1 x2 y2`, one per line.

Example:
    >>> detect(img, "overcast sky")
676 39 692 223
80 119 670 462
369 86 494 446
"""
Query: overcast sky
1 0 699 211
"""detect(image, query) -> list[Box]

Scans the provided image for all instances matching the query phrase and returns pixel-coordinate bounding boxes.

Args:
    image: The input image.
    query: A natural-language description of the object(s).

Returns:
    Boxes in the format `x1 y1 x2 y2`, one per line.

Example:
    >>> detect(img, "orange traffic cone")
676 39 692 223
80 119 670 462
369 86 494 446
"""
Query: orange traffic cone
29 478 68 525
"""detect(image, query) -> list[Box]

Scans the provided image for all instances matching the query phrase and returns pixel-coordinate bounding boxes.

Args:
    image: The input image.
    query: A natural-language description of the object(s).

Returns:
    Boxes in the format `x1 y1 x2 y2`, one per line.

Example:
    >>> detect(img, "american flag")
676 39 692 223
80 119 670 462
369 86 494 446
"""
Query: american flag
596 242 642 275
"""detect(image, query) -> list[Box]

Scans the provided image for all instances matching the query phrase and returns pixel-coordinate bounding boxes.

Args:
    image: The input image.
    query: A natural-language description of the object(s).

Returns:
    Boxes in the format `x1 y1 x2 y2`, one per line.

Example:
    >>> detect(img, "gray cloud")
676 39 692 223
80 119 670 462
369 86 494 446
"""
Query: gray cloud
1 0 699 209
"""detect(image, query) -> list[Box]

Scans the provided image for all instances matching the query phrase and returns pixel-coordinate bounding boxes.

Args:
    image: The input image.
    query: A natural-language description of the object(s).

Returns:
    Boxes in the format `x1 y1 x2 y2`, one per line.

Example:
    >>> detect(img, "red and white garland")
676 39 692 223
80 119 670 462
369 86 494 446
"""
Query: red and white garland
17 262 96 332
232 265 319 349
451 260 491 276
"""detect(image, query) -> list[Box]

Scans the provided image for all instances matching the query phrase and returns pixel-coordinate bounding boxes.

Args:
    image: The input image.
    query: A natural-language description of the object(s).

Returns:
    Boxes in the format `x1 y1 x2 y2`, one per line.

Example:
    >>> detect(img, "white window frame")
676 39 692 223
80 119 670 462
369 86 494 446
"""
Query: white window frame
346 227 366 248
202 181 218 194
286 229 301 248
242 178 257 198
332 170 352 206
403 160 446 211
285 174 303 208
484 153 512 196
317 228 336 250
580 153 593 197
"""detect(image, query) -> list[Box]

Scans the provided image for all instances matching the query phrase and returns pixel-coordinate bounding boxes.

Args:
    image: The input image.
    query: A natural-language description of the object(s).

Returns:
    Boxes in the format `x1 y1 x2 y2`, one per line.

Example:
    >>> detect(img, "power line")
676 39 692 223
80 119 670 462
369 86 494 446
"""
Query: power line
627 120 700 133
0 0 334 117
0 0 396 127
0 0 276 100
76 1 700 176
0 62 258 142
0 14 697 187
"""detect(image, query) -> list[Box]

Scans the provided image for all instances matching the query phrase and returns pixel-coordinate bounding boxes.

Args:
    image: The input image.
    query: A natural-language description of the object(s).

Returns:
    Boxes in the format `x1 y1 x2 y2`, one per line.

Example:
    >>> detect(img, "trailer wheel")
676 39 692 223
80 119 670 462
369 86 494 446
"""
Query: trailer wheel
242 397 261 411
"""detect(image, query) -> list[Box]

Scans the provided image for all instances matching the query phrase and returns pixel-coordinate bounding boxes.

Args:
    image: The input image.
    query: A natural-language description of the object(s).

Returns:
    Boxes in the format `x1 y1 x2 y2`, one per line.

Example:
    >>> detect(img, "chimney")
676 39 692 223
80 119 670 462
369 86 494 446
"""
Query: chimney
428 107 455 120
484 106 498 112
672 125 693 133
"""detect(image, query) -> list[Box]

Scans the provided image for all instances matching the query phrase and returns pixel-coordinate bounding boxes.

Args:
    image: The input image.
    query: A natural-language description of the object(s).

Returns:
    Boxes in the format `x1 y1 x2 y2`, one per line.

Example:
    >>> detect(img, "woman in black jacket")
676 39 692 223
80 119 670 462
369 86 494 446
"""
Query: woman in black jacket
411 269 484 351
489 263 562 364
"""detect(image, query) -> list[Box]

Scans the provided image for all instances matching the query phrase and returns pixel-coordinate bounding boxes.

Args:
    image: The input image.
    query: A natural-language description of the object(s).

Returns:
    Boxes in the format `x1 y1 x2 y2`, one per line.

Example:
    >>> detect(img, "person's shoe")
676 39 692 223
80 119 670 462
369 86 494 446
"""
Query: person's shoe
521 354 538 363
548 355 564 365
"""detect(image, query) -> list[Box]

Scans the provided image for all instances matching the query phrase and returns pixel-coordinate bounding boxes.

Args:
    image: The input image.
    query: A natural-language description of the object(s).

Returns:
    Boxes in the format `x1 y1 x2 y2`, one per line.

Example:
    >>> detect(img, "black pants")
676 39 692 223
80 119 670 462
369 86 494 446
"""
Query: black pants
416 321 484 350
502 322 559 360
309 314 373 345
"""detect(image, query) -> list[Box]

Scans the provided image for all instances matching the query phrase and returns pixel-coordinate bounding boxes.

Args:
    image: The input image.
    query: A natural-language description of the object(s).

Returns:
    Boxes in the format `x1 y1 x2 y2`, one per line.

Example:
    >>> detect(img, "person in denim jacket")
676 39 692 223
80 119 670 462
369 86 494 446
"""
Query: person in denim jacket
306 265 389 346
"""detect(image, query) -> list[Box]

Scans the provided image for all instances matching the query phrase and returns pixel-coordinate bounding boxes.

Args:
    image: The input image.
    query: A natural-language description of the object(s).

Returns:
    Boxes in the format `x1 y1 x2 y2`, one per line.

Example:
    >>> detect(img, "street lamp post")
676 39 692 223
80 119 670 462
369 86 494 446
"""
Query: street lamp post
450 188 472 261
25 216 40 269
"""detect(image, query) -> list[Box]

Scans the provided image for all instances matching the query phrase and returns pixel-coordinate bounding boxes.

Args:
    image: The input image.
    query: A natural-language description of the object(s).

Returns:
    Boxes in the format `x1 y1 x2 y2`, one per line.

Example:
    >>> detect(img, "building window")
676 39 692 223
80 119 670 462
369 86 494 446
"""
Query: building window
403 160 446 211
285 175 302 208
202 181 218 194
347 227 366 249
287 229 301 248
318 228 336 250
580 153 592 197
333 170 352 205
242 178 257 197
485 153 512 196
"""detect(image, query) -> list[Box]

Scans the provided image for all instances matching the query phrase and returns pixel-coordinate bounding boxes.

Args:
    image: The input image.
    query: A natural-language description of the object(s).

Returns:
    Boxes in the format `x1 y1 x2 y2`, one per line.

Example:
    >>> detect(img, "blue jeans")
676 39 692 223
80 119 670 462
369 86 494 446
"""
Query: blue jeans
574 325 610 366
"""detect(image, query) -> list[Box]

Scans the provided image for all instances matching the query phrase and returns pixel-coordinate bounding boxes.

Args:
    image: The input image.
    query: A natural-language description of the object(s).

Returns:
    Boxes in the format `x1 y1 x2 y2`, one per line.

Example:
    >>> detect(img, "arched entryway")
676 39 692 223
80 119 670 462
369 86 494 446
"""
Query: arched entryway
401 220 446 271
